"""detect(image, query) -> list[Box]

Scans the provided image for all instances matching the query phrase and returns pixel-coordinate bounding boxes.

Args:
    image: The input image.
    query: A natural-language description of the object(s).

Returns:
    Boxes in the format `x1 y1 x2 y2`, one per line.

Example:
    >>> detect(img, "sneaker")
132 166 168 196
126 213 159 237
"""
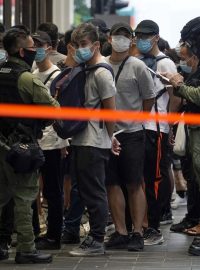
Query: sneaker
128 232 144 251
171 195 187 210
61 230 80 244
35 236 61 250
0 242 9 261
105 231 129 249
15 250 52 264
143 227 164 246
160 211 174 225
170 217 198 233
188 236 200 256
69 235 105 256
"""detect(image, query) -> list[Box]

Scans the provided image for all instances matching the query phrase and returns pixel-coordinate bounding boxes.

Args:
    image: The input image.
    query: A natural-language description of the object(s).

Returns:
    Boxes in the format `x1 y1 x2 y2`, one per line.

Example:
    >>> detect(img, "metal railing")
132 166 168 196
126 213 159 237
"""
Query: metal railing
1 0 52 32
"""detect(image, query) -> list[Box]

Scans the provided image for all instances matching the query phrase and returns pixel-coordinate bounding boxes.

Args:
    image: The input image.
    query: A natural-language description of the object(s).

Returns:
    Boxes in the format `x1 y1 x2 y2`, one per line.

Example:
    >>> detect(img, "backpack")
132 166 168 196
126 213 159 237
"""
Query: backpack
50 63 114 139
138 54 169 77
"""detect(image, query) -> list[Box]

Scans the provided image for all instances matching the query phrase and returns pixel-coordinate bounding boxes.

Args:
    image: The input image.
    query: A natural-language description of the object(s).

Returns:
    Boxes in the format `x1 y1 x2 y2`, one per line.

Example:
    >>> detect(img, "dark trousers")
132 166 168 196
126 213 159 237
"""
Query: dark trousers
181 156 200 221
0 199 14 244
41 149 64 241
71 146 109 242
63 180 85 235
144 130 171 230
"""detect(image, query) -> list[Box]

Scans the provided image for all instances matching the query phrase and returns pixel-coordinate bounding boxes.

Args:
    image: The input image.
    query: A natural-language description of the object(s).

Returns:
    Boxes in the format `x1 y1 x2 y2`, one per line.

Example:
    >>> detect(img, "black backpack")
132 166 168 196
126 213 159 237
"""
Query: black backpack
50 63 114 139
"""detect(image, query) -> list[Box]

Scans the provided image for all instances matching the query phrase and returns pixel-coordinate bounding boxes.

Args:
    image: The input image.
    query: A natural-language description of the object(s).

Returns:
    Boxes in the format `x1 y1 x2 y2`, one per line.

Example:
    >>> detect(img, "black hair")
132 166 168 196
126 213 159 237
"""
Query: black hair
165 48 180 65
3 28 28 55
158 37 170 53
37 22 58 49
11 24 30 35
0 23 5 33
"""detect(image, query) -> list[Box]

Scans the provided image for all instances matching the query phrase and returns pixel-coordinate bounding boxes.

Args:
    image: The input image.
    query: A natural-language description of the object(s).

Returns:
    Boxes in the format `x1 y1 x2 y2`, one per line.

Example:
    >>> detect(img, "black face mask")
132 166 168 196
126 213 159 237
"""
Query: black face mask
13 49 36 67
23 48 37 67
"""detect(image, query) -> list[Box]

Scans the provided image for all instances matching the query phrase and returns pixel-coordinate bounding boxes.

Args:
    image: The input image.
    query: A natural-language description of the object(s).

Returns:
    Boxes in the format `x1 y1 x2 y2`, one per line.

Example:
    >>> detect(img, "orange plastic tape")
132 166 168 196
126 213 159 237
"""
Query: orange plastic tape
0 104 200 125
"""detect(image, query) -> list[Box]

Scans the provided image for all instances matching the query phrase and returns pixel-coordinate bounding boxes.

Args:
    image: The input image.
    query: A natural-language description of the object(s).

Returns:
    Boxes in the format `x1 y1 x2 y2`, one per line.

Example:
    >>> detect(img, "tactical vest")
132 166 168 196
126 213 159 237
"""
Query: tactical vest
185 66 200 113
0 61 37 137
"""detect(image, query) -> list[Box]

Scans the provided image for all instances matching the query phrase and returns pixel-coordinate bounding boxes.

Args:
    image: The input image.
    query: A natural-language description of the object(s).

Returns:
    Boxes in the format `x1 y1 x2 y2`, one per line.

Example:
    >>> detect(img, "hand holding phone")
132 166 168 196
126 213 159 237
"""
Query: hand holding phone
147 67 170 83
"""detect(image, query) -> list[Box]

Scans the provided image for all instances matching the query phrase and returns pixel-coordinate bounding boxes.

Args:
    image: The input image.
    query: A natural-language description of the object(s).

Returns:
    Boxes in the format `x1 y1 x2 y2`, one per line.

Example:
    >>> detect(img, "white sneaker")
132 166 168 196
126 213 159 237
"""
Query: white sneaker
171 195 187 209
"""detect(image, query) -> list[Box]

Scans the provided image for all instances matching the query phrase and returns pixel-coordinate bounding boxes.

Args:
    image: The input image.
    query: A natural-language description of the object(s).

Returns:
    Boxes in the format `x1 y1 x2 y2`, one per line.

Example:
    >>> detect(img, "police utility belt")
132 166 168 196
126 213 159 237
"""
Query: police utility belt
0 124 45 174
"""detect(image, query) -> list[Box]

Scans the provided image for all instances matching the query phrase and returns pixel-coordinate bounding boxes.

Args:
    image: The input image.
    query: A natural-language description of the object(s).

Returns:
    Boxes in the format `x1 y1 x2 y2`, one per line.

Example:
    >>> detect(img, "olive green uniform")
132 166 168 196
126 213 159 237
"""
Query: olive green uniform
175 84 200 188
0 57 59 252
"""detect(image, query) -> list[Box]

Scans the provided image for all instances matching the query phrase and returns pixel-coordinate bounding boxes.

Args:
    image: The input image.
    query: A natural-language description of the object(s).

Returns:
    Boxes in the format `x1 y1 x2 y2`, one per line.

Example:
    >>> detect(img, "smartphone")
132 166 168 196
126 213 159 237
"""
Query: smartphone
113 129 125 136
147 67 170 83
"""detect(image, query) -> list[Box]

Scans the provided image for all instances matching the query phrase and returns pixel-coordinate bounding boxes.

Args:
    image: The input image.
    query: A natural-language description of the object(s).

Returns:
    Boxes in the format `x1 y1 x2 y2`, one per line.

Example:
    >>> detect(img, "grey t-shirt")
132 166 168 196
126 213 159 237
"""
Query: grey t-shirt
106 56 155 133
72 60 116 149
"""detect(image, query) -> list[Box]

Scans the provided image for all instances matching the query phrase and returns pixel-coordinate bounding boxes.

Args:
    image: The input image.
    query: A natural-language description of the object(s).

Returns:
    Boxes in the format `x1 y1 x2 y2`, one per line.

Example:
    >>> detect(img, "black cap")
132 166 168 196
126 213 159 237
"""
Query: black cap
87 18 110 33
32 31 52 45
135 20 159 35
110 22 133 36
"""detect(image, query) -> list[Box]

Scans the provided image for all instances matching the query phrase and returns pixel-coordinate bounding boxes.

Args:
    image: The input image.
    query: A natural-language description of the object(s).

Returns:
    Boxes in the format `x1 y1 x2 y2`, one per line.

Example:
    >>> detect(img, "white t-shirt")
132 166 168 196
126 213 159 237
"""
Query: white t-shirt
106 56 155 133
33 64 69 150
144 52 177 133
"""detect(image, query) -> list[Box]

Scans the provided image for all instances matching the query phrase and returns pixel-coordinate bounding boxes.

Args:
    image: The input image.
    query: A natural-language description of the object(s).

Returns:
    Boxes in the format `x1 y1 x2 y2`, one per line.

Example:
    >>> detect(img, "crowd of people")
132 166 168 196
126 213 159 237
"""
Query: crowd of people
0 15 200 264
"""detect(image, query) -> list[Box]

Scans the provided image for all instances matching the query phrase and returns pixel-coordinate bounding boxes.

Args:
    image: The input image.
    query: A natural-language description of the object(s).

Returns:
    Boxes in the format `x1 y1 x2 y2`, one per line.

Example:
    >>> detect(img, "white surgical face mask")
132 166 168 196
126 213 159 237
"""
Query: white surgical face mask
111 35 131 52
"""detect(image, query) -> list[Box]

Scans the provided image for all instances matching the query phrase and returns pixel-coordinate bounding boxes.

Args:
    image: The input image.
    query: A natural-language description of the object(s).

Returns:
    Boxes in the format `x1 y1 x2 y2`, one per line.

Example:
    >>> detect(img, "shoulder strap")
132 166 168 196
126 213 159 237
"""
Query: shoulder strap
43 69 60 85
86 63 114 80
115 56 130 83
155 88 168 100
156 55 169 63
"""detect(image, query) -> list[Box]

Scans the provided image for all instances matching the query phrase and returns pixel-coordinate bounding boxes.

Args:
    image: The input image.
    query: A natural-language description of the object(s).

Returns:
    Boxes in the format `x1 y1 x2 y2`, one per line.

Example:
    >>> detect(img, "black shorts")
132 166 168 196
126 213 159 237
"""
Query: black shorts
106 130 145 186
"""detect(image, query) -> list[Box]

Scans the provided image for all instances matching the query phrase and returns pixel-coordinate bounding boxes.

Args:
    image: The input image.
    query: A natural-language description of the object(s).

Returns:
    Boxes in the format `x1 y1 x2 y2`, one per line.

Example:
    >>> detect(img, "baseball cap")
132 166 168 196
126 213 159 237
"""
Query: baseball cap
87 18 110 33
32 30 52 45
110 22 133 36
135 20 159 35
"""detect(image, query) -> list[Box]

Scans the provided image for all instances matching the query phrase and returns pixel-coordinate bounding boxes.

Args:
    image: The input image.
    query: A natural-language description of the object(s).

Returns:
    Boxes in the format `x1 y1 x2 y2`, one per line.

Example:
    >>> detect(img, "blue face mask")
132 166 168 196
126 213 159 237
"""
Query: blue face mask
35 47 47 63
179 60 192 74
73 46 94 64
136 38 153 54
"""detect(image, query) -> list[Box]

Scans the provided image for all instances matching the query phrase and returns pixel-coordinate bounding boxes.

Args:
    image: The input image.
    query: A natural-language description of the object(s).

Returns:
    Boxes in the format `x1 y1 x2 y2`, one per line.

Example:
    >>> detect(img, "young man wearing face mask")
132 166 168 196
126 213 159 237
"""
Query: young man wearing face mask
0 27 59 264
134 20 181 246
105 22 155 252
31 31 69 250
67 23 116 256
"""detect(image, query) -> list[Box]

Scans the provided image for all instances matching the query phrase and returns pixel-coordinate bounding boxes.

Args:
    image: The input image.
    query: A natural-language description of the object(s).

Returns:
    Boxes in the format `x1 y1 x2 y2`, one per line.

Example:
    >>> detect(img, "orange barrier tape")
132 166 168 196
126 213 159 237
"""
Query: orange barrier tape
0 104 200 125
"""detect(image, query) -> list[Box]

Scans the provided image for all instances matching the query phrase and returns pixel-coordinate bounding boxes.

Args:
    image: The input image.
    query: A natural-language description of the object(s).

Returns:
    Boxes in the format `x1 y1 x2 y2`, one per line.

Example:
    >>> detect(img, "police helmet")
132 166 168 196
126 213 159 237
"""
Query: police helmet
181 17 200 58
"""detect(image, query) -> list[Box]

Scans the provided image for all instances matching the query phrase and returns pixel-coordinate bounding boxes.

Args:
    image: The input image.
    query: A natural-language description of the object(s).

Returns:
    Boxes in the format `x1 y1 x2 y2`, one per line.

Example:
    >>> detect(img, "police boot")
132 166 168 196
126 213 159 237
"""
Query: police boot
15 250 52 264
0 241 9 260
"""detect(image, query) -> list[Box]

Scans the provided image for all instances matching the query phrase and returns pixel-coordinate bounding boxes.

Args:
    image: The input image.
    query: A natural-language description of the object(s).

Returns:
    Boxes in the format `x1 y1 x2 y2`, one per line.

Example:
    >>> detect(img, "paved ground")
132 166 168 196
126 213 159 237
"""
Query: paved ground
1 206 199 270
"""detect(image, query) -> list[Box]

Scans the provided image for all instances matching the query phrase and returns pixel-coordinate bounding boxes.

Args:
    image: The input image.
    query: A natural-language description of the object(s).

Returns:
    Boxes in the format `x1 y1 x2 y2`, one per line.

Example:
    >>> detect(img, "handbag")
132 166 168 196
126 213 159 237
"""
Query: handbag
173 121 187 157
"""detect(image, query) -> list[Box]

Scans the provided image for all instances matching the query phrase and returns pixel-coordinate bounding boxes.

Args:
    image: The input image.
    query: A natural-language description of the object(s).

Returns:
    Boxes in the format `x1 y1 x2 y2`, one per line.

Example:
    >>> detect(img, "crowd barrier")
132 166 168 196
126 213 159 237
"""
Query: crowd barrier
0 104 199 125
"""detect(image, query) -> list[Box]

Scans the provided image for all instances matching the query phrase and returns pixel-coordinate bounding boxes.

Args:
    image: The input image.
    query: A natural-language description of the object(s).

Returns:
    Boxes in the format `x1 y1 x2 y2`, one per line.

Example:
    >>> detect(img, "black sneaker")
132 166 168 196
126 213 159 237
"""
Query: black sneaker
188 236 200 256
15 250 53 264
160 211 174 225
128 232 144 251
61 230 80 244
0 242 9 261
69 235 105 256
35 236 61 250
144 227 164 246
105 231 129 249
170 217 198 233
